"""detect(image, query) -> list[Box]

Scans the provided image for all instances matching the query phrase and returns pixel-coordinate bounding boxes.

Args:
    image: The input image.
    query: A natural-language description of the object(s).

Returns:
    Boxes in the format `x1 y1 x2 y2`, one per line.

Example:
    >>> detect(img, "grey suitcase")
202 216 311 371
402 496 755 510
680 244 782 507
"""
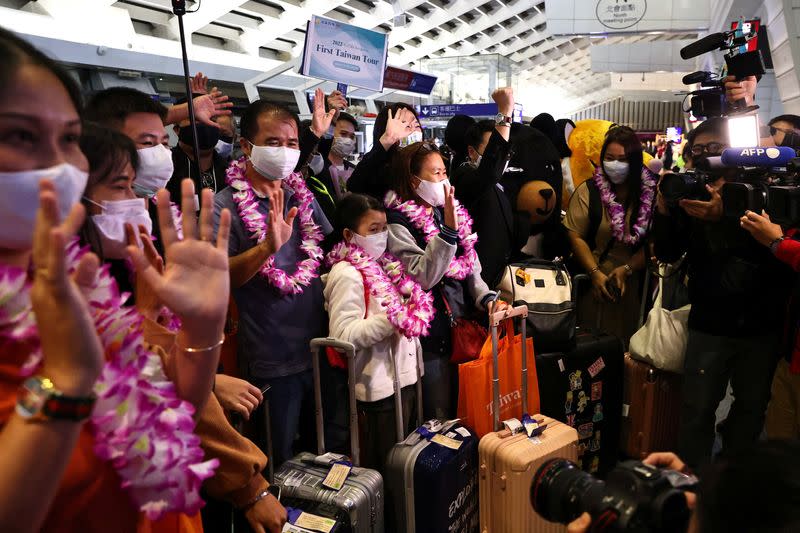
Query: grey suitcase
274 338 385 533
385 346 480 533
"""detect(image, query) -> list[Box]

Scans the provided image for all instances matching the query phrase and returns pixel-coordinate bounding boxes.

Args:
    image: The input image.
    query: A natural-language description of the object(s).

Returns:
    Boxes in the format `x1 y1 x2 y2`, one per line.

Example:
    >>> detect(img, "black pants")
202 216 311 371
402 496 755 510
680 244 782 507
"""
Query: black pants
357 385 418 474
677 329 779 469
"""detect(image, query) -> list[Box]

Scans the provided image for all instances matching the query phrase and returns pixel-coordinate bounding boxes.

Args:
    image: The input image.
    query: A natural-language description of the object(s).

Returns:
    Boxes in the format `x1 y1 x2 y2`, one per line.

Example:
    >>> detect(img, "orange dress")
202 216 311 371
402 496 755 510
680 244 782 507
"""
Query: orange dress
0 338 203 533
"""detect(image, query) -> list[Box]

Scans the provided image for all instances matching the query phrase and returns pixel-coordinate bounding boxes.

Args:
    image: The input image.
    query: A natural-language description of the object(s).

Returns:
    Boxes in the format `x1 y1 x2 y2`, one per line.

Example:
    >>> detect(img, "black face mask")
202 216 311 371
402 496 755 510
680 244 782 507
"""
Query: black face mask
780 131 800 149
178 124 220 151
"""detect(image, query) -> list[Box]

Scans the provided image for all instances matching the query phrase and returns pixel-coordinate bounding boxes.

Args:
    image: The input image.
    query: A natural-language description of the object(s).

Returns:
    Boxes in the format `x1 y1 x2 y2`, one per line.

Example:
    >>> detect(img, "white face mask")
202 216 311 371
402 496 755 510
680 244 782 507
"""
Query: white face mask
248 142 301 181
135 145 174 198
350 230 388 259
0 163 88 250
603 160 629 184
309 153 325 175
86 198 153 259
415 178 449 207
332 136 356 156
214 139 234 159
399 130 424 148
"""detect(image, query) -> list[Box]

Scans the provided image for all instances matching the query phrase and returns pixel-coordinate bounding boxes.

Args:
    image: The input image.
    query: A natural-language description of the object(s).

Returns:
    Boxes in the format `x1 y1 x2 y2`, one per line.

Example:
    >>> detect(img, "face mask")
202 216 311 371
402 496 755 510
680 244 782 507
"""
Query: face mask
86 198 153 259
415 178 449 207
309 153 325 175
350 230 388 259
603 160 629 184
178 124 220 151
214 139 234 158
332 136 356 156
0 163 88 250
399 130 424 148
135 145 174 198
248 142 301 181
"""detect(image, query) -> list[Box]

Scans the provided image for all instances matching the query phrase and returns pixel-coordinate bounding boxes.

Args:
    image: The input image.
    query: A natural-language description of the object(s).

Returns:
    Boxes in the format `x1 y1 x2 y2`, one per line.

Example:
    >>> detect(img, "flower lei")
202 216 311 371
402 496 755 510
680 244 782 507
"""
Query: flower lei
384 191 478 280
326 242 435 339
592 166 657 246
226 157 324 295
3 241 217 520
150 196 184 240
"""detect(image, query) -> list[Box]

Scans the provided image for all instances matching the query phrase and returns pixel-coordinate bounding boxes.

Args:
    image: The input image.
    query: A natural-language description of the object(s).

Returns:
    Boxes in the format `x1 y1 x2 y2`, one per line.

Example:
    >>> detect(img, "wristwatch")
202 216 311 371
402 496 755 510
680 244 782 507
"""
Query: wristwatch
16 376 96 422
494 113 512 127
769 236 785 255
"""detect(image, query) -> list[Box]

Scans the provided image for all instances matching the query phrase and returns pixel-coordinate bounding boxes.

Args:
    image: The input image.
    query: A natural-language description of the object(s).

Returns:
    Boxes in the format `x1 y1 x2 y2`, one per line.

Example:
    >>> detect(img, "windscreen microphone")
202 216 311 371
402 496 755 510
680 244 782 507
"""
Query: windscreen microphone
694 156 723 171
720 146 797 167
680 32 728 60
682 71 713 85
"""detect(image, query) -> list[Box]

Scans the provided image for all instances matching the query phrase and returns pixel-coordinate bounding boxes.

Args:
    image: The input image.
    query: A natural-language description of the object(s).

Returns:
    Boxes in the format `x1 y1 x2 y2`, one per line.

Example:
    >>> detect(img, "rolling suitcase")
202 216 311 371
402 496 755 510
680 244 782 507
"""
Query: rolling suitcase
274 338 384 533
621 354 683 459
478 305 579 533
534 330 624 477
385 346 480 533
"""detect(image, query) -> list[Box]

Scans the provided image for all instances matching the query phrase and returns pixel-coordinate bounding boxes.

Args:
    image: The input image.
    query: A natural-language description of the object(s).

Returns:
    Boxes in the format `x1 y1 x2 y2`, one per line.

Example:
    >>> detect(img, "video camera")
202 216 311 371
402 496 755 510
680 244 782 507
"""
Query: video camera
680 24 766 118
531 458 697 533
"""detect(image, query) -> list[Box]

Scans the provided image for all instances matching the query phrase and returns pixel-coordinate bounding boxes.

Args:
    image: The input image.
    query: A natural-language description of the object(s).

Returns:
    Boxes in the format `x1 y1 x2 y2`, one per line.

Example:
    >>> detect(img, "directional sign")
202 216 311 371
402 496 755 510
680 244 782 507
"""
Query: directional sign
418 102 524 122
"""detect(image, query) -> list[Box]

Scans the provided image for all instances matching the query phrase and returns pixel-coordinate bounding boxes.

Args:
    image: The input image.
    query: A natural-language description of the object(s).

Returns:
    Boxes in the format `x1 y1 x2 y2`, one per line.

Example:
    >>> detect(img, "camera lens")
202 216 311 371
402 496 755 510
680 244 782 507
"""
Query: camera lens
650 489 691 533
659 172 694 207
531 458 606 524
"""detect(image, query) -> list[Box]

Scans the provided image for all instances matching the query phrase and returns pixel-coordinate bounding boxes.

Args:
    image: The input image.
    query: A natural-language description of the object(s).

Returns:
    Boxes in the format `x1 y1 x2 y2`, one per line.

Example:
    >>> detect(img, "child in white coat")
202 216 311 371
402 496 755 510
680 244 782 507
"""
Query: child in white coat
323 194 434 472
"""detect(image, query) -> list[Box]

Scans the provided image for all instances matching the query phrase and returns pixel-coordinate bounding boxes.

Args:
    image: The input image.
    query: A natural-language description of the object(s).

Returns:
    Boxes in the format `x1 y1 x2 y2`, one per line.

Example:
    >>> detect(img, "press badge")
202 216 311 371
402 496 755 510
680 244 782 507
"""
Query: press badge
322 461 352 491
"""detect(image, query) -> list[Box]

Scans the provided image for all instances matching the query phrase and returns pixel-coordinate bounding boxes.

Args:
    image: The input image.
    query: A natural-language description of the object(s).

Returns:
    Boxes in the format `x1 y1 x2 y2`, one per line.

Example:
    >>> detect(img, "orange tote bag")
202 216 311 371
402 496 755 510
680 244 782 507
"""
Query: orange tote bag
457 320 539 437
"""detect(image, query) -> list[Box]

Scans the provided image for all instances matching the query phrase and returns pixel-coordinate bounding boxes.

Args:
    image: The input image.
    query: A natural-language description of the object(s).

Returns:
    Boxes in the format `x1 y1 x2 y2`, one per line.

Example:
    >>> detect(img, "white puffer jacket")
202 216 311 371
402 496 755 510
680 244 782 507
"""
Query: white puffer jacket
323 261 422 403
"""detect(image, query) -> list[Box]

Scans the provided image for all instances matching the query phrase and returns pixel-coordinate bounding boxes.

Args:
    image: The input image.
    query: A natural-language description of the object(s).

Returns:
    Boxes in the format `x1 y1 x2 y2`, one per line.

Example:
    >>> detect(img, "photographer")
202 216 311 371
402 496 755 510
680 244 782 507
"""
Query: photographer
741 209 800 439
652 117 793 469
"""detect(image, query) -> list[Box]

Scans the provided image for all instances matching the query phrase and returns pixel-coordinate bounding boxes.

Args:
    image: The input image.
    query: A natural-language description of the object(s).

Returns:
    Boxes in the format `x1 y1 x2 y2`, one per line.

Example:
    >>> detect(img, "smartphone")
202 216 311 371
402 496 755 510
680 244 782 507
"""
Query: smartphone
606 278 621 301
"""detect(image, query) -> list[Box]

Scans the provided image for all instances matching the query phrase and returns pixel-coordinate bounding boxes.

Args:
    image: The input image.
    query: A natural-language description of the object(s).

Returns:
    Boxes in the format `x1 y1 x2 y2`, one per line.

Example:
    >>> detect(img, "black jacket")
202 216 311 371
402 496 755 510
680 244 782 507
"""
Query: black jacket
347 142 396 200
452 130 522 287
653 210 793 337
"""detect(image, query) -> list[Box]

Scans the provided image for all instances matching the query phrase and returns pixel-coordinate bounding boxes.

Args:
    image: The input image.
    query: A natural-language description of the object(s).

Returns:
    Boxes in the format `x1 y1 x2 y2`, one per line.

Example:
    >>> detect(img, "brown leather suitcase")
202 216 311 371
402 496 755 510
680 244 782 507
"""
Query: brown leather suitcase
621 354 683 460
478 305 579 533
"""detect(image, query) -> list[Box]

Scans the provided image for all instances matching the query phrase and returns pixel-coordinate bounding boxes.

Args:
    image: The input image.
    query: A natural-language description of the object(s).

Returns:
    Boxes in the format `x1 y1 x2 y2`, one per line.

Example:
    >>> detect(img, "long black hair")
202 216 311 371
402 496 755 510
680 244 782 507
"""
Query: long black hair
599 126 645 235
373 102 420 146
334 193 385 236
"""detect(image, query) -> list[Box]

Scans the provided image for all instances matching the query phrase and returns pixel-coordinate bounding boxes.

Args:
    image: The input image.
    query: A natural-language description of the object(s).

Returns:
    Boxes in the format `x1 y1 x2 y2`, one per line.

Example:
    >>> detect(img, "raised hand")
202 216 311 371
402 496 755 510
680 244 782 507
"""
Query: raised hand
380 108 417 149
723 75 757 106
190 72 209 95
263 188 298 255
443 182 458 230
326 90 347 112
31 180 104 395
124 223 164 321
491 87 515 117
127 179 231 347
193 90 233 127
311 87 338 138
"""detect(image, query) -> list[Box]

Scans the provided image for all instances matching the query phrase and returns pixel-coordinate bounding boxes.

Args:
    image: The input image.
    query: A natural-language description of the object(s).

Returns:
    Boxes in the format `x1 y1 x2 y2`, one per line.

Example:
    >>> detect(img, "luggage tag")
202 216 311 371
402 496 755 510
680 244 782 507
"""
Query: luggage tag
417 425 462 450
502 418 524 434
292 510 338 533
522 414 548 438
515 268 531 287
322 460 353 491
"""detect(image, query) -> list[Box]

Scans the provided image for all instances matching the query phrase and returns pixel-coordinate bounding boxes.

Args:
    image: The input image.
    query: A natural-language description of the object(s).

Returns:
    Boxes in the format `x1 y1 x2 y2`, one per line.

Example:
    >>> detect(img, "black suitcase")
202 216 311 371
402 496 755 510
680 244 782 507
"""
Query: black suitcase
535 330 624 477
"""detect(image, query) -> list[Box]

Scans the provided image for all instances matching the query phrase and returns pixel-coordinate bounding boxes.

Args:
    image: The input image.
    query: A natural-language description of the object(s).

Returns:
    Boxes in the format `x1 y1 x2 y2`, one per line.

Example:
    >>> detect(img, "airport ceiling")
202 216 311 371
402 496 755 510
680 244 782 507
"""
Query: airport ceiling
1 0 699 108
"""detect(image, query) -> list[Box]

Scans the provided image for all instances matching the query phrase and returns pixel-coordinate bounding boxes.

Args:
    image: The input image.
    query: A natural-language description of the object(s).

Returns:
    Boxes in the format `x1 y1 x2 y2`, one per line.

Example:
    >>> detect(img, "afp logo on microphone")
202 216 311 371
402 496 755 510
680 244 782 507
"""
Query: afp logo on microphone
738 148 782 159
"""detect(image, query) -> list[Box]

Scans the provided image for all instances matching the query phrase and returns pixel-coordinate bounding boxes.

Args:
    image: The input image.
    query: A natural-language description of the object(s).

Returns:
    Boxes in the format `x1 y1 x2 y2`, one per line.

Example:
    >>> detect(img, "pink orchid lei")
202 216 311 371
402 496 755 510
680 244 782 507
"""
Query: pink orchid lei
226 157 324 295
592 166 657 246
4 240 217 520
150 196 184 240
384 191 478 280
326 242 435 339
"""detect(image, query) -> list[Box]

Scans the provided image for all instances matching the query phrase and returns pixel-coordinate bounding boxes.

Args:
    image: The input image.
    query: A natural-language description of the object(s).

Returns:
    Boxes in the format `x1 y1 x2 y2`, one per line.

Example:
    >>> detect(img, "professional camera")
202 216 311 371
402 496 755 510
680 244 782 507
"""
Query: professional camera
680 24 766 118
658 170 716 208
531 458 696 533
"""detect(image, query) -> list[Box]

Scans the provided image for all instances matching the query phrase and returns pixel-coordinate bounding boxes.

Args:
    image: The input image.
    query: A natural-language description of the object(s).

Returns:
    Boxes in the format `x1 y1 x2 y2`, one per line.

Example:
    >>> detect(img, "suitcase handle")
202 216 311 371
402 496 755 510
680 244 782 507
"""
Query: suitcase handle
490 304 528 432
310 337 361 466
389 342 425 444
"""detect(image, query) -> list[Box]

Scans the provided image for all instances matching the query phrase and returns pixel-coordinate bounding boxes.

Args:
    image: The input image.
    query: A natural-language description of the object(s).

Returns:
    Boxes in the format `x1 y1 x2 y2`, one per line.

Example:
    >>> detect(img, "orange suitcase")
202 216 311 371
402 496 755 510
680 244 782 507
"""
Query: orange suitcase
477 306 579 533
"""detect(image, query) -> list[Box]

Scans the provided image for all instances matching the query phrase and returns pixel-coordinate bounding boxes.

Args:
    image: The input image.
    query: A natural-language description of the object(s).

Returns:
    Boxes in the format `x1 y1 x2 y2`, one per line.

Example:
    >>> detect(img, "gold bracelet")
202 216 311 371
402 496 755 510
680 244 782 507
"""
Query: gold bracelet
588 266 600 275
178 335 225 353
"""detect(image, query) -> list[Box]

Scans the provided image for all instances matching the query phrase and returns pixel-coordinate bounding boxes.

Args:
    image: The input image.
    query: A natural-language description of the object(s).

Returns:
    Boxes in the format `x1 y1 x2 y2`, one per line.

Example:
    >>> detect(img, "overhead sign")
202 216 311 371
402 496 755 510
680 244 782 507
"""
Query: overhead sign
300 16 388 92
418 103 524 122
383 66 438 95
545 0 709 35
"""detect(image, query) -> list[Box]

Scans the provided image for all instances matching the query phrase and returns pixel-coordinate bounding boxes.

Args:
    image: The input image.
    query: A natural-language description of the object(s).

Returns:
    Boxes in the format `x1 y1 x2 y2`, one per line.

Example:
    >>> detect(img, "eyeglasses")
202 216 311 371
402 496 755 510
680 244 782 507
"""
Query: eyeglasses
690 142 726 157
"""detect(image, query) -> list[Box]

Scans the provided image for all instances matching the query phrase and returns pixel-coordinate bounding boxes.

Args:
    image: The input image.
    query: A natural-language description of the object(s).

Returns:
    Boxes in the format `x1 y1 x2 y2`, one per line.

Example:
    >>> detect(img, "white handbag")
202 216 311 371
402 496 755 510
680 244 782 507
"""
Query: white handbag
629 277 690 374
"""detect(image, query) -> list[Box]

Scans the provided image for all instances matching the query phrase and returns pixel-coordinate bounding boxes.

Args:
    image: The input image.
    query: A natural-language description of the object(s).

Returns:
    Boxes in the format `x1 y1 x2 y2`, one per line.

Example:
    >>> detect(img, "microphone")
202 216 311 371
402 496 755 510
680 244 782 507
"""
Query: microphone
680 32 728 60
693 156 723 171
682 71 713 85
720 147 797 167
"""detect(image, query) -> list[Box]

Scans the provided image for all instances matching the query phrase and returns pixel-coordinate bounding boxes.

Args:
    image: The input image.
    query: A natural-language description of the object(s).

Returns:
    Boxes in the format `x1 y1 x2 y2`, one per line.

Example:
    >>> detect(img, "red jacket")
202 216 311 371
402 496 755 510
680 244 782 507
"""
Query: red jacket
776 229 800 373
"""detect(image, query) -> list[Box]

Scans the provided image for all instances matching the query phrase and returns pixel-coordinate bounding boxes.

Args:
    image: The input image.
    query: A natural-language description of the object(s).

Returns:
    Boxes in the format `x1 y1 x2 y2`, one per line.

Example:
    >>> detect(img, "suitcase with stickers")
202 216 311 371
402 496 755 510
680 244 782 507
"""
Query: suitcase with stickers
621 354 683 460
534 330 624 477
274 338 384 533
478 305 579 533
385 347 479 533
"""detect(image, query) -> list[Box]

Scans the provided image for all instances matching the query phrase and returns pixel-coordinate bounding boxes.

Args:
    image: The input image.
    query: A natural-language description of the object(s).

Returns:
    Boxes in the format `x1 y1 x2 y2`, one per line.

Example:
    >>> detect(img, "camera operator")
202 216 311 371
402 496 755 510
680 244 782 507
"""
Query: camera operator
652 117 793 469
767 114 800 149
565 441 800 532
740 209 800 439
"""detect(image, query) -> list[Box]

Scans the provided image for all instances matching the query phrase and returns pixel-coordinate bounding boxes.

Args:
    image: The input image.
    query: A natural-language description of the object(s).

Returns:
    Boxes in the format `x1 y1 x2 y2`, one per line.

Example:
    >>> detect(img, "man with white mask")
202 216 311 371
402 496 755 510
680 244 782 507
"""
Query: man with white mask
213 93 336 468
